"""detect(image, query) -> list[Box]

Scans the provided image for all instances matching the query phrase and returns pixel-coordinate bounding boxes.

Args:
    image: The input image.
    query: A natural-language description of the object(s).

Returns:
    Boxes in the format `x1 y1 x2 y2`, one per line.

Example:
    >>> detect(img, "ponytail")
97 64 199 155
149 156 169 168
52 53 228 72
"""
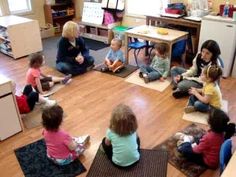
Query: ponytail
224 123 236 140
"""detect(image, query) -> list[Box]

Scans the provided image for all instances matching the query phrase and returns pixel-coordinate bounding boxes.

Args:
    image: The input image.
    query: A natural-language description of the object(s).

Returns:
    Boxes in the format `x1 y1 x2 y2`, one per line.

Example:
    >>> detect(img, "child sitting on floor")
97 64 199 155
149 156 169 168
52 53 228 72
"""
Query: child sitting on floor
184 65 223 113
101 38 125 73
139 43 169 83
42 105 90 165
26 53 72 95
175 107 235 169
14 83 56 114
100 104 140 168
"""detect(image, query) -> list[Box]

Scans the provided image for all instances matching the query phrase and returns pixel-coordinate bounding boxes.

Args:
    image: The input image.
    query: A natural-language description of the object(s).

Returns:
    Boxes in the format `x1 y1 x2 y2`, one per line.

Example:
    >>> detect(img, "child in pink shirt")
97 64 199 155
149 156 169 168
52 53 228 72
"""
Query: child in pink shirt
26 53 72 95
42 105 90 165
175 108 235 169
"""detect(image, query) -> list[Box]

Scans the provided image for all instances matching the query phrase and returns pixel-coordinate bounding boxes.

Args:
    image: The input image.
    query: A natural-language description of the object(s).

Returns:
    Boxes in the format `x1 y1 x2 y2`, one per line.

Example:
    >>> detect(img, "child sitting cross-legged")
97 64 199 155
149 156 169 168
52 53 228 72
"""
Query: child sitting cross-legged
42 105 90 165
101 38 125 73
175 107 235 169
100 104 140 168
184 65 223 113
139 42 169 83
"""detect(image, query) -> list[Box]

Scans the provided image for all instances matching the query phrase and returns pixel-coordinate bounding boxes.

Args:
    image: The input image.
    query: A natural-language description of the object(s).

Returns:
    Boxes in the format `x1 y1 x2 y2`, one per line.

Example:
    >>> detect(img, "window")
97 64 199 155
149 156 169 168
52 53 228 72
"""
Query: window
7 0 32 14
126 0 169 16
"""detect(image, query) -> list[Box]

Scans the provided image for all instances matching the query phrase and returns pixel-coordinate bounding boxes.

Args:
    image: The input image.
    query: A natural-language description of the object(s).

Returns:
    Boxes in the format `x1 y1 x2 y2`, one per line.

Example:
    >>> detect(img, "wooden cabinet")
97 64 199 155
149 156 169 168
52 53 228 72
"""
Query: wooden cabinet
78 22 120 44
44 2 75 33
0 15 42 59
0 75 23 140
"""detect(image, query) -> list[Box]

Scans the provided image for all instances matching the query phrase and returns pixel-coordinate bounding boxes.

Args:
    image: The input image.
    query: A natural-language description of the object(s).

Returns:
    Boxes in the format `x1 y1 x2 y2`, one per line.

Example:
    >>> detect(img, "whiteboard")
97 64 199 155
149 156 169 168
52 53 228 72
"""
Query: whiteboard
82 2 104 25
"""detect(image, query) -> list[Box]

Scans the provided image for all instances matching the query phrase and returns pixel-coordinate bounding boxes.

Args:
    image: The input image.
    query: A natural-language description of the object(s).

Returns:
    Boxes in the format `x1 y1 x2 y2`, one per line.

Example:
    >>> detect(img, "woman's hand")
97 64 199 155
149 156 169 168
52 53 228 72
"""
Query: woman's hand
75 55 84 64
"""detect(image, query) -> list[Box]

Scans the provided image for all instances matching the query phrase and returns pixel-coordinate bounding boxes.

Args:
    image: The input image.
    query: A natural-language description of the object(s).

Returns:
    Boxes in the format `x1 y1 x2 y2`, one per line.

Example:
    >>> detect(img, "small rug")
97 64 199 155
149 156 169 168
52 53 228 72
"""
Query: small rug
14 139 86 177
22 105 42 129
182 100 228 125
86 148 168 177
83 37 110 51
94 64 138 78
154 124 207 177
125 70 171 92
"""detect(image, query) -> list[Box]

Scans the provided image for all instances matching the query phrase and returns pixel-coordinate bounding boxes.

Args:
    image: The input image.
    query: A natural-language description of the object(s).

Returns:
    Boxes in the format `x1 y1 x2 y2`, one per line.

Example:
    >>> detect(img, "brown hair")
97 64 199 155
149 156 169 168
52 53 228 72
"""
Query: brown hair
109 104 138 136
42 105 63 131
28 52 44 68
154 43 169 57
203 65 222 82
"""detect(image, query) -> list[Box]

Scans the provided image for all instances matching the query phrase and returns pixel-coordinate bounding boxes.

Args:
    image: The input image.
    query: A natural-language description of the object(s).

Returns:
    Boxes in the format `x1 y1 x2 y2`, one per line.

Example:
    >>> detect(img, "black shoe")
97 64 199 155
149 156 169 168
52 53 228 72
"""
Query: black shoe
172 89 188 99
101 67 109 72
172 85 177 90
115 69 121 73
139 72 143 78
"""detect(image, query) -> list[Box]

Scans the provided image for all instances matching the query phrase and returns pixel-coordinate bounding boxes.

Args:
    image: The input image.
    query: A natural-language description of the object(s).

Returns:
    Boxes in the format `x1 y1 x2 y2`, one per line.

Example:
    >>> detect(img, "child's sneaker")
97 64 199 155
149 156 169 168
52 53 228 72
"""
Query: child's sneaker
73 135 90 145
143 74 149 83
101 67 109 72
62 74 72 85
44 99 57 108
139 72 143 78
184 106 196 113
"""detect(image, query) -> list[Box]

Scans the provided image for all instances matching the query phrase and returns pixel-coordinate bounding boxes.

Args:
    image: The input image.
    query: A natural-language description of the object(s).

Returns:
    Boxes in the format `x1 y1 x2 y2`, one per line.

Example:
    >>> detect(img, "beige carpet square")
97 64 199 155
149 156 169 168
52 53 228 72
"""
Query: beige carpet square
125 70 171 92
182 100 228 125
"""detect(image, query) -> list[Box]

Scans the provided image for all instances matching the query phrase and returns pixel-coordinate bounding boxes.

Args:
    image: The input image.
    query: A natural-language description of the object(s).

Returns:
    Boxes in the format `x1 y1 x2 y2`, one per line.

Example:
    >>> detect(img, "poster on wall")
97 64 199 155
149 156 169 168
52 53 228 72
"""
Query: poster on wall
82 2 104 25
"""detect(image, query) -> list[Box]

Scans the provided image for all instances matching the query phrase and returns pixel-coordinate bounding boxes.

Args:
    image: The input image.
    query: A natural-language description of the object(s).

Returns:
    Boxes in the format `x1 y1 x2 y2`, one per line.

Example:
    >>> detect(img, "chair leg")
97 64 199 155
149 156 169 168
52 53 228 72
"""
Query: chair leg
134 49 139 67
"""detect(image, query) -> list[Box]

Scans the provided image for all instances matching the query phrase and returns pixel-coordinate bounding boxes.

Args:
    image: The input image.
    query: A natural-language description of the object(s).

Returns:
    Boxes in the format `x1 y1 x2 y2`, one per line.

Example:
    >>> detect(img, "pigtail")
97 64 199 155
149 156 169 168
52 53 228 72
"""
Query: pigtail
224 123 236 140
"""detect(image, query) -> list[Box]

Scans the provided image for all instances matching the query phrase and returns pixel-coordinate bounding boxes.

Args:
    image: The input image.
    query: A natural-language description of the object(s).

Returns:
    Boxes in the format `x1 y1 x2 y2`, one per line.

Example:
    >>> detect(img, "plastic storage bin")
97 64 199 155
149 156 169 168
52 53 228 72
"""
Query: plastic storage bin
112 26 129 44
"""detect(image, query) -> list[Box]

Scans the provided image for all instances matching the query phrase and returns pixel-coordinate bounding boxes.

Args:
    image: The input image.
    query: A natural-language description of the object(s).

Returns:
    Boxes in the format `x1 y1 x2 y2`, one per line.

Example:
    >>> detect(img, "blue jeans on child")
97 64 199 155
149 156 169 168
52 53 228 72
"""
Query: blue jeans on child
188 95 210 112
56 56 94 76
171 66 203 91
140 65 162 81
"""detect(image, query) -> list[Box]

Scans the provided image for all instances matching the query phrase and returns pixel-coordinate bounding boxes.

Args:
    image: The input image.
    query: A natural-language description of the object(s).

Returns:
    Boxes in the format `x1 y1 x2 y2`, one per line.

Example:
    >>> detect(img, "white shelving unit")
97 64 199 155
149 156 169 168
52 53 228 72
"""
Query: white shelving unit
0 75 23 140
0 15 42 59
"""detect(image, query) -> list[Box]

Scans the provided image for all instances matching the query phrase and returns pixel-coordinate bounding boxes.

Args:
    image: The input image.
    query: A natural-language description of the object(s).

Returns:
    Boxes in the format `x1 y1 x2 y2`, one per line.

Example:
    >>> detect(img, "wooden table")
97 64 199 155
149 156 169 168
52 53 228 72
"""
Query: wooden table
124 25 188 65
221 151 236 177
146 15 201 55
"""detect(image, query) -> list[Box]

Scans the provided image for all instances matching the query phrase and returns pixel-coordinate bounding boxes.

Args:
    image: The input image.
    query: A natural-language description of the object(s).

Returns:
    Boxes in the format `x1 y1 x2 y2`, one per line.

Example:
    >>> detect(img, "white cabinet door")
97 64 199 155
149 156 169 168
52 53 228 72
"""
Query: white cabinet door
199 18 236 77
0 94 22 140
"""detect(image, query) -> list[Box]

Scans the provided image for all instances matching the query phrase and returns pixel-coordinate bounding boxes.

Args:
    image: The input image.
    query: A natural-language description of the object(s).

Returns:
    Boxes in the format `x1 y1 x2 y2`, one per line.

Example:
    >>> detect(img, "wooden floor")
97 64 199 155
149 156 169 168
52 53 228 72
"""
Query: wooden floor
0 52 236 177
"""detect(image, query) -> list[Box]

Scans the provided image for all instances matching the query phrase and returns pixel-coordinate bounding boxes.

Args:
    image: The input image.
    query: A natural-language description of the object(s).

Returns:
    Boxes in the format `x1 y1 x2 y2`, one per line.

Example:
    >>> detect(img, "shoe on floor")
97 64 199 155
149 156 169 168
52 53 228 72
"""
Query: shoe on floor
172 88 188 99
184 106 196 113
101 67 109 72
73 135 90 145
62 74 72 84
139 72 143 78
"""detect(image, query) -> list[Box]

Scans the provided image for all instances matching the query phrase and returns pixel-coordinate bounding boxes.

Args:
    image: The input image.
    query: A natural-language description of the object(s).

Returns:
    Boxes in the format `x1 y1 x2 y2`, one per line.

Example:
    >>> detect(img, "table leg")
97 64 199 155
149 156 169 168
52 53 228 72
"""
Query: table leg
124 33 129 65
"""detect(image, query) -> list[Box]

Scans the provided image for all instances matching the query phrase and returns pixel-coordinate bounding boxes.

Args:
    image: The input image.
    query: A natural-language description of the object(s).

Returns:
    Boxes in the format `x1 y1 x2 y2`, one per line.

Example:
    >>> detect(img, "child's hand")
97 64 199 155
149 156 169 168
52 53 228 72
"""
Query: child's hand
189 87 197 95
160 77 165 82
174 75 181 83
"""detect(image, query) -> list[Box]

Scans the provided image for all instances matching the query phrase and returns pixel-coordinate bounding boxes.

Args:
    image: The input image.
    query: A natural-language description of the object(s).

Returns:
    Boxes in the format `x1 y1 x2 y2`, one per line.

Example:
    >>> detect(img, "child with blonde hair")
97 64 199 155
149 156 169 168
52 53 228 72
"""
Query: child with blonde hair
101 104 140 168
26 53 72 95
42 105 90 165
184 65 222 113
139 43 169 83
101 38 125 73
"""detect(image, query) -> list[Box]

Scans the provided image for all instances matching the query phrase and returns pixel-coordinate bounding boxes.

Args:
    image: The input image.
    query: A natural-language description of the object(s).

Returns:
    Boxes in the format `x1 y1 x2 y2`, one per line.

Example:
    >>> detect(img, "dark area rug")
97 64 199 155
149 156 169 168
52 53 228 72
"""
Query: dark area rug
14 139 86 177
154 124 207 177
83 37 110 51
94 64 138 78
42 36 110 68
86 148 168 177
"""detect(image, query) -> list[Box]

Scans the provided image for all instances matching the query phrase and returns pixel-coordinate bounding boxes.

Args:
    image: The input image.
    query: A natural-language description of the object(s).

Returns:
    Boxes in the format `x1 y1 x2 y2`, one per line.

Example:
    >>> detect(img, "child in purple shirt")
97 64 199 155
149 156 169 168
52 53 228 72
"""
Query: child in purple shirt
42 105 90 165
